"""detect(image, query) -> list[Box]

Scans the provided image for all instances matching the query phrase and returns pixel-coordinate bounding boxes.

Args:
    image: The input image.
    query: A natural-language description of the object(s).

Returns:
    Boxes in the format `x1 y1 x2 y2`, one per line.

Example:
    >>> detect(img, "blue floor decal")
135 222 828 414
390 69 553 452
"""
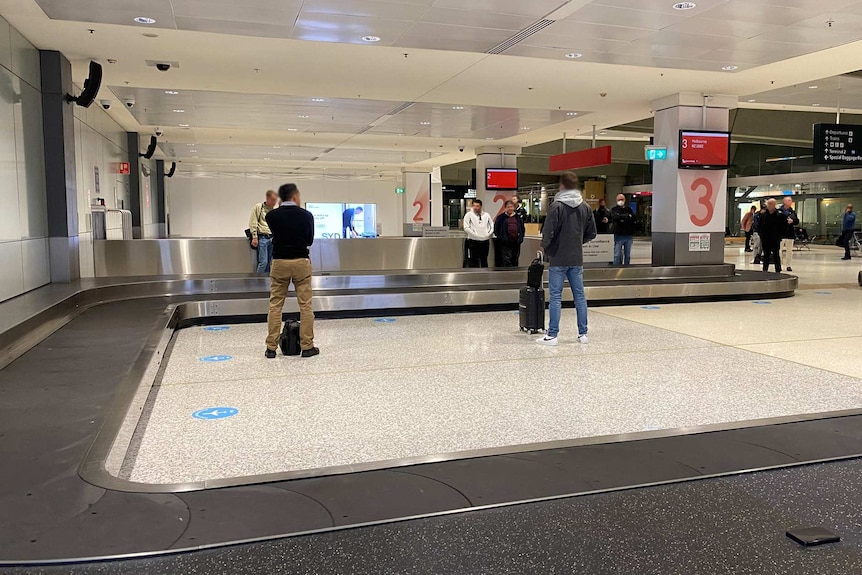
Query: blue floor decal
205 326 231 332
193 407 239 420
200 355 233 362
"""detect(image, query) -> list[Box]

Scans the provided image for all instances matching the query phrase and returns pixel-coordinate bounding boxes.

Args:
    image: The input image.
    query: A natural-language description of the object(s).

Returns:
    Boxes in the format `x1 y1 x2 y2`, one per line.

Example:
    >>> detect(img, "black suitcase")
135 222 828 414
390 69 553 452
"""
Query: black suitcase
527 252 544 288
279 320 301 356
519 286 545 334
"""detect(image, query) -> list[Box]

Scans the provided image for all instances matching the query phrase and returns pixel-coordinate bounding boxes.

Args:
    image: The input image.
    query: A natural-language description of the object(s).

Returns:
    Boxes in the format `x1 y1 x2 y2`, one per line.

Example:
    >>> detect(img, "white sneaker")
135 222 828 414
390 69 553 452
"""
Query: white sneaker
536 335 558 346
577 334 589 344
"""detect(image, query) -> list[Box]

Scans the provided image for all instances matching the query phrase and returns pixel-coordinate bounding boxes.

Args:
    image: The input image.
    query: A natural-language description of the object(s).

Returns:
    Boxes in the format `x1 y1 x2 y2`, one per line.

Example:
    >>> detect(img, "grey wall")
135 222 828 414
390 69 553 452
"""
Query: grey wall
0 16 49 303
73 91 130 276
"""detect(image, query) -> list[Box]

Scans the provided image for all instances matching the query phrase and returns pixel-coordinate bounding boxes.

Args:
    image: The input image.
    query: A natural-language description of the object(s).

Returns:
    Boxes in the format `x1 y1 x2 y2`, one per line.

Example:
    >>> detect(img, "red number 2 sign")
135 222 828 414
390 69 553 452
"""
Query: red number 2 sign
493 194 508 217
689 177 715 227
413 200 425 222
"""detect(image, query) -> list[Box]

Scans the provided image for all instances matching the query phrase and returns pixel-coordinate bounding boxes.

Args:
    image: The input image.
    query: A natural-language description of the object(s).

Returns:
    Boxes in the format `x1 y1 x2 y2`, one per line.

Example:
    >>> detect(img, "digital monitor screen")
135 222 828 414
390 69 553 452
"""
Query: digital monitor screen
305 203 377 239
678 130 731 169
486 168 518 190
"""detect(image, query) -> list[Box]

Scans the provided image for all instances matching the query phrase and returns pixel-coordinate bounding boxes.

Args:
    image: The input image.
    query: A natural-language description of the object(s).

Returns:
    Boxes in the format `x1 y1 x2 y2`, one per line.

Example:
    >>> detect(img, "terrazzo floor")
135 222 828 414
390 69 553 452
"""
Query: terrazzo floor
126 288 862 484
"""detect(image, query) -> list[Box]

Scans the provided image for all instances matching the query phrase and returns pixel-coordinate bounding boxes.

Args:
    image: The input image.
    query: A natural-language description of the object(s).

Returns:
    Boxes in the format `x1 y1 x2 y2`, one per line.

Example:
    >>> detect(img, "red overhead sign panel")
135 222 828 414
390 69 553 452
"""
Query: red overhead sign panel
549 146 612 172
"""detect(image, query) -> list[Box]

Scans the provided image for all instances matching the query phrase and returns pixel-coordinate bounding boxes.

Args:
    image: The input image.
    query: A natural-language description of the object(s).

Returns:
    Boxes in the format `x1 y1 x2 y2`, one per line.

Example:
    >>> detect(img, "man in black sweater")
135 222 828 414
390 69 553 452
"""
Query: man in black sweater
758 198 786 273
264 183 319 358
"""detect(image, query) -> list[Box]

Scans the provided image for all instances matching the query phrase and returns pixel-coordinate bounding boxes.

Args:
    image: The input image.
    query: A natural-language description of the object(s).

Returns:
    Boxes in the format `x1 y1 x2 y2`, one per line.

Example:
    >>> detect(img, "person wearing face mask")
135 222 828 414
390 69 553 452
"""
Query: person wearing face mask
611 194 637 266
494 200 526 267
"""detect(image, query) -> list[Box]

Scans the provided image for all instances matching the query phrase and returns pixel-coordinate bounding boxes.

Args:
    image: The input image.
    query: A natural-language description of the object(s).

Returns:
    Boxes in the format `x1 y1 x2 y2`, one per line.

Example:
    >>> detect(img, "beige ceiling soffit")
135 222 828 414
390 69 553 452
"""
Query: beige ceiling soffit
544 0 594 21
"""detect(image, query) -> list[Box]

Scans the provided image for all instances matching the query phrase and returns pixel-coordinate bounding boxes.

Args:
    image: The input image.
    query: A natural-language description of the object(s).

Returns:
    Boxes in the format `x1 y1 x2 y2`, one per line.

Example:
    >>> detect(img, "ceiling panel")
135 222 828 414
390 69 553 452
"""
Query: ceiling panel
564 4 691 30
171 0 303 24
33 0 862 73
302 0 433 20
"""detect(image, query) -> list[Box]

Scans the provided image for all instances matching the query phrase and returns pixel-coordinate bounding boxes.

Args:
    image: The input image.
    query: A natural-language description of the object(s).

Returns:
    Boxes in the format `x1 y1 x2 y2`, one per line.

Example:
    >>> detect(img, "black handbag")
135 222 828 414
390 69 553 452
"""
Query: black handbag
244 228 256 249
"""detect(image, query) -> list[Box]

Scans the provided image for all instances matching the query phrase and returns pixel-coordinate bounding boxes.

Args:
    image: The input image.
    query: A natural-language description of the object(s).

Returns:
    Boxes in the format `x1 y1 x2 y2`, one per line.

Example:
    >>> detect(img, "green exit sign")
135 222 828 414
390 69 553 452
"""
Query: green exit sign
395 187 405 194
645 146 668 161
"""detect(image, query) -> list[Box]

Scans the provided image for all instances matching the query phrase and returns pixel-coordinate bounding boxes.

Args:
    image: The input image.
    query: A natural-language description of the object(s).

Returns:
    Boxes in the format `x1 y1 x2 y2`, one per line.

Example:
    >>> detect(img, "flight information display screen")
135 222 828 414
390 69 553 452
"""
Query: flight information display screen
486 168 518 190
678 130 731 169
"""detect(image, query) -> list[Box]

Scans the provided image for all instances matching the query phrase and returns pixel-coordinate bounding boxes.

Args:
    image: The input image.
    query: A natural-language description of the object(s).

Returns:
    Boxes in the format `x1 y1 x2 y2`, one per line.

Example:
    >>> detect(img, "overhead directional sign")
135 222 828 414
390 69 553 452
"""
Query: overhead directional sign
813 124 862 165
645 145 668 161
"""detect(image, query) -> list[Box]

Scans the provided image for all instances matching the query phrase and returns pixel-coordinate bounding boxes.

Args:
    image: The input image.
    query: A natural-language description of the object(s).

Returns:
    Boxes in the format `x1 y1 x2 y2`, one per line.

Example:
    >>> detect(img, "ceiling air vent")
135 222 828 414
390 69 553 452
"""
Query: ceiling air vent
487 19 555 55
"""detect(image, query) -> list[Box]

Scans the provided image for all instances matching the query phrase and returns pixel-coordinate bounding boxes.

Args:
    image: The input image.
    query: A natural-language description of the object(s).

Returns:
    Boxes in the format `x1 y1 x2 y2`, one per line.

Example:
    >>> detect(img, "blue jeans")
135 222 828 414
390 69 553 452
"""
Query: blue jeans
256 236 273 273
548 266 588 338
614 235 633 266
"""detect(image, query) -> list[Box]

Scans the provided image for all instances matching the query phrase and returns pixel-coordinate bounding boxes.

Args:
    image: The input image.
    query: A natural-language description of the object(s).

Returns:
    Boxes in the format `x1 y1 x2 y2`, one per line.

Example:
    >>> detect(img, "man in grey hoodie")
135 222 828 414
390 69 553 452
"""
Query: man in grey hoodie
537 171 597 346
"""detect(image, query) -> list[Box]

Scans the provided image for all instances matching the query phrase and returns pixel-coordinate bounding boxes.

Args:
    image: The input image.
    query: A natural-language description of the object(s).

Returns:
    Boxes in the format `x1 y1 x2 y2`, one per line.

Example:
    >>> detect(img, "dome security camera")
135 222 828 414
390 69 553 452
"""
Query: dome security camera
154 128 163 137
156 63 171 72
124 97 135 108
99 99 111 110
458 146 465 152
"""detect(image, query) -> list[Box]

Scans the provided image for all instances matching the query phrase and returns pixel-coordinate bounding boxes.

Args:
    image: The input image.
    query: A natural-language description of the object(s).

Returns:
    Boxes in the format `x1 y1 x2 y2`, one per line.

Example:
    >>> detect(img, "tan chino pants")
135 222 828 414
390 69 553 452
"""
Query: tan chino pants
266 258 315 351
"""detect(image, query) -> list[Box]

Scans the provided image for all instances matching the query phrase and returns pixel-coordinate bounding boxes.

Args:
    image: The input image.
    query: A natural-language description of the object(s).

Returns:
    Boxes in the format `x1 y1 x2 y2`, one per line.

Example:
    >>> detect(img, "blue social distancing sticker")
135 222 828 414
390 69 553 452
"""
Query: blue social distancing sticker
205 326 231 332
815 291 832 295
374 318 397 323
193 407 239 420
641 306 661 310
200 355 233 362
753 301 772 305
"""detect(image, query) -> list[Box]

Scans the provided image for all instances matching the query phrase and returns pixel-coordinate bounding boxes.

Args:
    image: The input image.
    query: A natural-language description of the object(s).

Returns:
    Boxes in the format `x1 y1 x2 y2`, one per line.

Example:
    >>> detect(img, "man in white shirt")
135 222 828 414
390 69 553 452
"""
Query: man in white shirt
462 199 494 267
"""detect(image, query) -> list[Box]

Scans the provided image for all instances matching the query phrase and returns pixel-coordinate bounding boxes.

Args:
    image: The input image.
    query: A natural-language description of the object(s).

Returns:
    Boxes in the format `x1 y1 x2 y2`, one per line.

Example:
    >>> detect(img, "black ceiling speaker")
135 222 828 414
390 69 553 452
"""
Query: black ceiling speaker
166 162 176 177
66 61 103 108
141 135 157 159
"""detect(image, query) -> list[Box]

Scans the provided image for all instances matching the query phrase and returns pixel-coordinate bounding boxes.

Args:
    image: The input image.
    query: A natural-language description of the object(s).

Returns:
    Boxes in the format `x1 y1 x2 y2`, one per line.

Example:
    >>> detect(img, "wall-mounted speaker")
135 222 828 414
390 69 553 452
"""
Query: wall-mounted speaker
166 162 176 178
66 61 103 108
140 135 157 159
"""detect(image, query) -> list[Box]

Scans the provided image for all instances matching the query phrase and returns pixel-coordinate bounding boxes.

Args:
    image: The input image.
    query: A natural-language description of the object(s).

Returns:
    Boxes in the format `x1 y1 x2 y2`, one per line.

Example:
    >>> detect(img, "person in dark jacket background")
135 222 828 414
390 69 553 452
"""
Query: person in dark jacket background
841 204 856 260
594 198 612 234
759 199 786 273
751 205 765 265
537 171 597 346
777 197 799 272
494 200 525 267
611 194 636 266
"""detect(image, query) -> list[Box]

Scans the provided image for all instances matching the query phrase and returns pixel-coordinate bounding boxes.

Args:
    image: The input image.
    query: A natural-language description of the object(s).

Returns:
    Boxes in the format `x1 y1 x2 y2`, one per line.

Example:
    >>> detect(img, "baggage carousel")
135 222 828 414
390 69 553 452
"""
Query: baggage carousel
0 262 804 565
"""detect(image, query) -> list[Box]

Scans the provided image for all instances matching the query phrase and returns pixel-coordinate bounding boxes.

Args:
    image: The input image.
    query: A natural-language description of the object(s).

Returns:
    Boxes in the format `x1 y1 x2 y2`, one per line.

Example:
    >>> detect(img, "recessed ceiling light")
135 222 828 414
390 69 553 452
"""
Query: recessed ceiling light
165 90 179 95
179 123 189 127
566 112 578 116
273 146 281 149
486 137 494 140
362 35 381 42
812 103 821 106
808 85 818 89
565 52 582 59
722 65 738 71
312 98 325 102
189 149 197 152
521 127 530 130
173 109 185 113
452 106 465 110
747 99 756 103
288 128 298 132
298 115 310 119
420 121 431 125
672 2 696 10
134 17 156 24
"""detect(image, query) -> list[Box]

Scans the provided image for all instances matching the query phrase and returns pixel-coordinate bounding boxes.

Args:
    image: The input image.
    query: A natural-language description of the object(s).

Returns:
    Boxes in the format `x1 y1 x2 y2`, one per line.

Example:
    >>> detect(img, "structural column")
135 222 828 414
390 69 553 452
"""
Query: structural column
40 50 79 282
476 146 520 219
651 93 737 266
402 170 431 236
430 167 443 227
155 159 167 237
127 133 142 238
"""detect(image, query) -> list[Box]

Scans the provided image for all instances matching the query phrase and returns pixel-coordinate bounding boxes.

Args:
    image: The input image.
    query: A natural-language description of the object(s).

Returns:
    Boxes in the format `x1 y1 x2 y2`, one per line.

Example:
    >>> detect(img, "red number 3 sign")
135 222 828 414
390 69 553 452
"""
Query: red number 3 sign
689 177 714 226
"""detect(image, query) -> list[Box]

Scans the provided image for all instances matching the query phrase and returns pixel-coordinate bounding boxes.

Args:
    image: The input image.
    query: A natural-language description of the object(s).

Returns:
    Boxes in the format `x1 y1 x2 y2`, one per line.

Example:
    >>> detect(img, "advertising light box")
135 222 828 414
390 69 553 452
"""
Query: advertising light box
306 203 377 239
679 130 731 169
